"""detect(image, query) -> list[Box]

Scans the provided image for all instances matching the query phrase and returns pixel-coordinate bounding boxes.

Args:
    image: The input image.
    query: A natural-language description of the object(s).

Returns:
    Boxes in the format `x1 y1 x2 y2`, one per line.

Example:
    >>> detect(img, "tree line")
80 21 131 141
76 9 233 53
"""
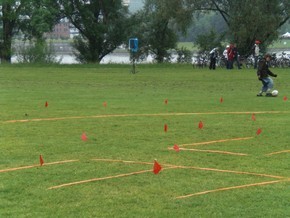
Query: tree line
0 0 289 64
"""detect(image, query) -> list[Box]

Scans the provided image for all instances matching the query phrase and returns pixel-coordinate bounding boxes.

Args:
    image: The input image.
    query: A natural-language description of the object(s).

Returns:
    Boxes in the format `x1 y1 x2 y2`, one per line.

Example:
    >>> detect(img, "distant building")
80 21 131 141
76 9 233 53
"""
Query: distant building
45 22 70 39
46 1 144 40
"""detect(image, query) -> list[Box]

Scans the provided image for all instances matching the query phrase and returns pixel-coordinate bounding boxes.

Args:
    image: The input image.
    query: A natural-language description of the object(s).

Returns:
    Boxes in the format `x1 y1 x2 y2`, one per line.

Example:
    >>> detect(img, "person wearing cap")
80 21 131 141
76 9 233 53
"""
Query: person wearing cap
256 54 277 97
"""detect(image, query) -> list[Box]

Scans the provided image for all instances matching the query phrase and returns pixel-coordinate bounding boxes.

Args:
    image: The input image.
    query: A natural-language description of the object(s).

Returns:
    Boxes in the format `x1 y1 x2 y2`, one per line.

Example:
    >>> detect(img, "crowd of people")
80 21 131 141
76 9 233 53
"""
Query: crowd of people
209 43 243 70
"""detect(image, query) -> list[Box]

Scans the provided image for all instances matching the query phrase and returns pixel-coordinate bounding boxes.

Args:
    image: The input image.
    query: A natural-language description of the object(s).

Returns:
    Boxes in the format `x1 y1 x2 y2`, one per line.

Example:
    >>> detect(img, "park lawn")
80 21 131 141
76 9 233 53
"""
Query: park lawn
0 64 289 217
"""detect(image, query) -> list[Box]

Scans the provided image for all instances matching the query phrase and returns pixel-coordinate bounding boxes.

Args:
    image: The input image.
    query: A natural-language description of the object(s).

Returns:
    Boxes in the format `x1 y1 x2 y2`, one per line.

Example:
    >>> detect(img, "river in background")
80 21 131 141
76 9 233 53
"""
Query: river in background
11 52 168 64
11 42 290 64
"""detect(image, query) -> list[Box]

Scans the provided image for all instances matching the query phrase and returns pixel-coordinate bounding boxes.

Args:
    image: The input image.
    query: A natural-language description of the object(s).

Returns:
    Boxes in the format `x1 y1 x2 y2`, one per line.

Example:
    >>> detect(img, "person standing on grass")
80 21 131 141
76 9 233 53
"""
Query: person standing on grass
227 44 234 69
256 53 277 97
253 40 260 69
233 44 241 69
209 48 218 70
223 45 229 69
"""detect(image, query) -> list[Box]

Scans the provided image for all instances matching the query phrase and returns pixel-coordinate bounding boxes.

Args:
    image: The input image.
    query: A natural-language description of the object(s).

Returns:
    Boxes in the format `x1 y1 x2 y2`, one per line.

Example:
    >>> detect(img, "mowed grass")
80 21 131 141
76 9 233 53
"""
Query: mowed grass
0 64 290 217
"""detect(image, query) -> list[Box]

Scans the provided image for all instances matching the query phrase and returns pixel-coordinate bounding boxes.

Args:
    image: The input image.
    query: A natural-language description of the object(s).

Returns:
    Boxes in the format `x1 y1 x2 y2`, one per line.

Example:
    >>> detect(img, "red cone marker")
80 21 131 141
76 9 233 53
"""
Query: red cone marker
153 160 162 174
173 144 180 152
40 155 44 166
81 132 88 141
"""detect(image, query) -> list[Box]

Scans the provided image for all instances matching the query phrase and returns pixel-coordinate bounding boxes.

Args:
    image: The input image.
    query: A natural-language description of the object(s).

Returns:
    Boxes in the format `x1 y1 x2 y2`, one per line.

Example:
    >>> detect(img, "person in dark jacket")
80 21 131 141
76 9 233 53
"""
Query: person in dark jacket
256 54 277 97
209 48 218 70
233 44 241 69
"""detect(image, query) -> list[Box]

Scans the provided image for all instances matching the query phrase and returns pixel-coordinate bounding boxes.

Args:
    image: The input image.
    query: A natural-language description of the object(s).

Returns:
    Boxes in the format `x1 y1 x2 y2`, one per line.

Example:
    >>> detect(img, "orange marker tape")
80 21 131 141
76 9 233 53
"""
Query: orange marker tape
176 180 284 199
0 160 79 173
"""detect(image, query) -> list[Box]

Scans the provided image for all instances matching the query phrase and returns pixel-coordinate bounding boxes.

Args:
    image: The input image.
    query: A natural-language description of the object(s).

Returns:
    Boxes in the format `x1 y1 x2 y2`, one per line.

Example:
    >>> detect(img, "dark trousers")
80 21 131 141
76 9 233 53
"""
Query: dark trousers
209 57 216 70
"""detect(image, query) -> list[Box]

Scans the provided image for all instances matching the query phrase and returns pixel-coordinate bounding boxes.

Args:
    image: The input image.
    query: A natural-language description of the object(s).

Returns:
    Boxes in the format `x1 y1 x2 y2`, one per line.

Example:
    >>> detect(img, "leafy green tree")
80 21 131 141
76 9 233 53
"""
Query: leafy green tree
195 30 224 52
0 0 60 63
130 0 199 63
59 0 131 63
199 0 290 55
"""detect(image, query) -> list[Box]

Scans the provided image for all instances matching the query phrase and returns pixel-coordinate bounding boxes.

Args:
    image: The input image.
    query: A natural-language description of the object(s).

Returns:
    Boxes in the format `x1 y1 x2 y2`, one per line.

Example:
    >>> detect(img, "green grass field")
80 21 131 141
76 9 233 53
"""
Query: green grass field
0 64 289 217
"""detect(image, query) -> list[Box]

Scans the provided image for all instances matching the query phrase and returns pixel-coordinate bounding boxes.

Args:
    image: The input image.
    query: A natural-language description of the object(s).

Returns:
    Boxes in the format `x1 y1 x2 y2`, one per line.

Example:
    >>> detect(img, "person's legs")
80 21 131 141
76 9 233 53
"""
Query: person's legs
254 56 258 69
236 57 241 69
209 57 213 69
257 77 273 96
228 60 233 69
265 77 274 96
213 58 216 70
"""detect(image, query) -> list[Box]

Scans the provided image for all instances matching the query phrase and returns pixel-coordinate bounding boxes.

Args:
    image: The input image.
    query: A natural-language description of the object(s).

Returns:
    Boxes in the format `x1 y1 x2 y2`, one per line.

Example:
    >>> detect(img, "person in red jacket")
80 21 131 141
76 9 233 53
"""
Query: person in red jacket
227 44 234 69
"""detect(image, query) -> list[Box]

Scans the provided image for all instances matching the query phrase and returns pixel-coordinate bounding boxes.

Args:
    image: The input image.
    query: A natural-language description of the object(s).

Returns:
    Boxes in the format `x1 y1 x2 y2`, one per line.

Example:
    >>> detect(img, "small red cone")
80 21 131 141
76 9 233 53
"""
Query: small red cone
220 97 223 103
283 96 288 101
103 101 107 107
256 128 262 135
198 121 204 129
252 113 256 121
40 155 44 166
173 144 180 152
164 99 168 105
164 124 168 132
153 160 162 174
81 132 88 141
45 101 48 107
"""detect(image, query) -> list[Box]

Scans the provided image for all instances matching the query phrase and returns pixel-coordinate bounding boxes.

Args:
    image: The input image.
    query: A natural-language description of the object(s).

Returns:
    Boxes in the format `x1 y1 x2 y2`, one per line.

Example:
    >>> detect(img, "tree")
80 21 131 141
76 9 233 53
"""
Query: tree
195 30 224 52
200 0 290 55
0 0 60 63
59 0 131 63
130 0 199 63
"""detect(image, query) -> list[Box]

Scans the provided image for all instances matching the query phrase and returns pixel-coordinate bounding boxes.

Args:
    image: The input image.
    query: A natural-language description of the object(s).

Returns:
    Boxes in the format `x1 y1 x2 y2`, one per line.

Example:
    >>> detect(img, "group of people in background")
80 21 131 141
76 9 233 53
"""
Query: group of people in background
209 43 241 70
224 43 241 70
209 41 263 70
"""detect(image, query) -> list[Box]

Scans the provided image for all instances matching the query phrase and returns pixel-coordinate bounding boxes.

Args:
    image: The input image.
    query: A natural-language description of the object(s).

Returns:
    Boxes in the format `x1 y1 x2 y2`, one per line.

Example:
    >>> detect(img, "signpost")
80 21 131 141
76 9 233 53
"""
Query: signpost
129 38 138 74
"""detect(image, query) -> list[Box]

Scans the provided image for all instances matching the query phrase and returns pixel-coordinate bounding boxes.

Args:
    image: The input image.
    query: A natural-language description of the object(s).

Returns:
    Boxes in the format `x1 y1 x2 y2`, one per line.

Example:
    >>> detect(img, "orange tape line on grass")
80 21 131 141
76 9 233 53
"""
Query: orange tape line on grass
168 147 247 156
175 180 284 199
181 137 254 147
91 158 284 179
91 158 153 165
92 158 285 179
163 164 285 179
266 150 290 156
3 111 289 124
48 166 177 190
0 159 79 173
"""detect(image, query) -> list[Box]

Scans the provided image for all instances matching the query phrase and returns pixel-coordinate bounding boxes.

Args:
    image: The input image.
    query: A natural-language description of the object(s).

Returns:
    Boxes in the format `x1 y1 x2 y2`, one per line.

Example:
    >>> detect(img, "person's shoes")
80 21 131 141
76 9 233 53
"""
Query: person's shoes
257 93 263 97
266 93 273 97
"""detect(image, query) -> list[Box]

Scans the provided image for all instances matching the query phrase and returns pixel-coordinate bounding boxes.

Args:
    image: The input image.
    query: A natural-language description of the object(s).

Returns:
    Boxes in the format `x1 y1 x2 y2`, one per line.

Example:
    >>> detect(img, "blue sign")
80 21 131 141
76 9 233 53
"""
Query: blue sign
129 38 138 52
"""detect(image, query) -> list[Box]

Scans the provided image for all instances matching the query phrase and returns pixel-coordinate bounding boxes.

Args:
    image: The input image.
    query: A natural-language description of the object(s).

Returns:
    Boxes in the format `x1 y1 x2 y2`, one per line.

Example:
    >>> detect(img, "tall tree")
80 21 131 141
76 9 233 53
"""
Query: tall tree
201 0 290 55
0 0 60 63
131 0 200 63
59 0 131 63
